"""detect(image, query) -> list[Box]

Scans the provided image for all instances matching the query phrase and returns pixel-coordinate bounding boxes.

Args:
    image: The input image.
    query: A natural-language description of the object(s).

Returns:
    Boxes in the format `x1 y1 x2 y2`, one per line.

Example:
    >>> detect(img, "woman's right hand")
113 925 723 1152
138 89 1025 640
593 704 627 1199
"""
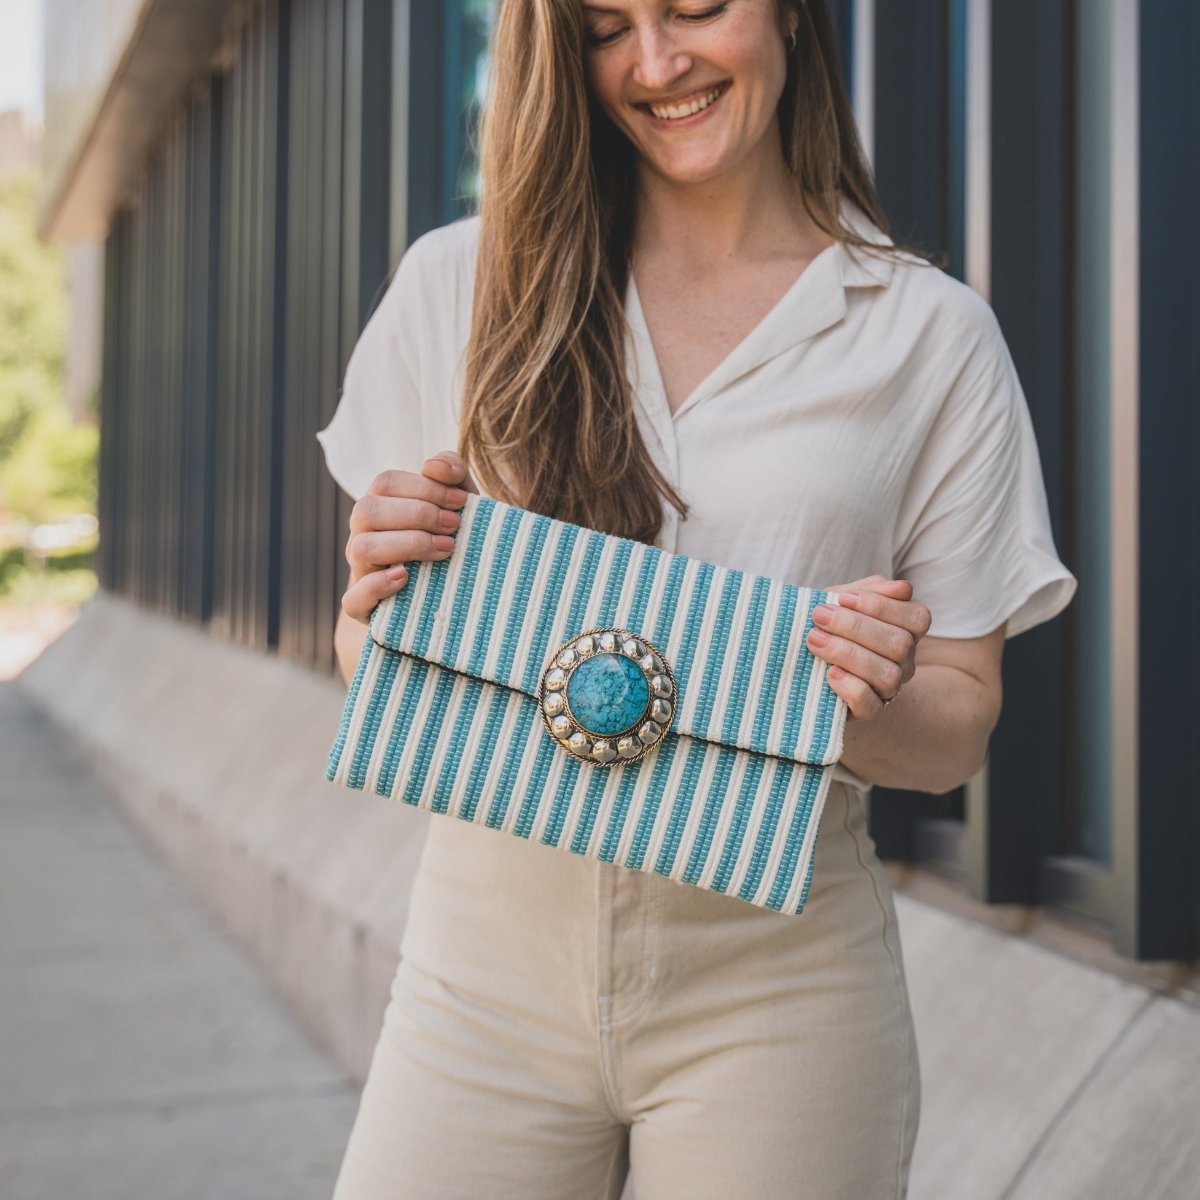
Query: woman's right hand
341 450 478 624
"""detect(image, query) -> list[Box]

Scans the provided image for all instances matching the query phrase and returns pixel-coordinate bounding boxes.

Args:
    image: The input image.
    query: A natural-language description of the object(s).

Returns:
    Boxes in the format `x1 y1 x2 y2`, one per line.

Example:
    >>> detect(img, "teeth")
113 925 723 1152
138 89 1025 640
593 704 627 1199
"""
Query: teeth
648 84 724 121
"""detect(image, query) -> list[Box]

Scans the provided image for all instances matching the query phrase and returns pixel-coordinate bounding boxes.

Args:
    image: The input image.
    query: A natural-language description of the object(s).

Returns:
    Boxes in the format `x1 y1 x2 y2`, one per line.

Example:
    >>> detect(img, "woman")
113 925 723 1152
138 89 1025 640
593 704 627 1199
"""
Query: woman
317 1 1078 1196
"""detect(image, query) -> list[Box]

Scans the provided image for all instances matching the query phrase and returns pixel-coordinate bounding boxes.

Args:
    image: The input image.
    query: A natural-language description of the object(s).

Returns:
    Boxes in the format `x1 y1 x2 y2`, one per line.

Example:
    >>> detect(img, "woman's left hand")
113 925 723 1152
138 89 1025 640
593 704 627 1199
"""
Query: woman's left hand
807 576 932 720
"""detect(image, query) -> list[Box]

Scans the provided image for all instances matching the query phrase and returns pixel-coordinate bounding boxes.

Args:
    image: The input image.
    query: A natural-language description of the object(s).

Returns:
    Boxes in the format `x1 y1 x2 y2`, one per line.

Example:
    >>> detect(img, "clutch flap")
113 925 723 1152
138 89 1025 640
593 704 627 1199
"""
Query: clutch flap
368 493 848 768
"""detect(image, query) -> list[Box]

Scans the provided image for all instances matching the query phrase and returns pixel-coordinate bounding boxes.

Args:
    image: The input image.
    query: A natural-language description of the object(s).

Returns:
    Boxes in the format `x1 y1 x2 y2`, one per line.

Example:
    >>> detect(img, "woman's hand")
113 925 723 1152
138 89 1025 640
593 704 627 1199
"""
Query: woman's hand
806 576 932 720
341 450 478 624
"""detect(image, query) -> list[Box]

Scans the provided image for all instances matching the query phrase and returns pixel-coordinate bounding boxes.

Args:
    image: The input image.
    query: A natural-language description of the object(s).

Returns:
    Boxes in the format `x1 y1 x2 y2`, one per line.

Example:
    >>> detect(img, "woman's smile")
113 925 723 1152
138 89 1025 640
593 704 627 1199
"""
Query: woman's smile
637 80 732 126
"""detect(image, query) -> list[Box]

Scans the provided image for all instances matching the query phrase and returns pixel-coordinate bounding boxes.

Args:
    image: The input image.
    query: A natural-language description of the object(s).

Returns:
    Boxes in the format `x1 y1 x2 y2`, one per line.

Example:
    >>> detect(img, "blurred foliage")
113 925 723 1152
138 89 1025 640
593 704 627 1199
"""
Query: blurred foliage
0 167 98 603
1 404 98 522
0 536 98 580
0 169 69 461
2 565 98 609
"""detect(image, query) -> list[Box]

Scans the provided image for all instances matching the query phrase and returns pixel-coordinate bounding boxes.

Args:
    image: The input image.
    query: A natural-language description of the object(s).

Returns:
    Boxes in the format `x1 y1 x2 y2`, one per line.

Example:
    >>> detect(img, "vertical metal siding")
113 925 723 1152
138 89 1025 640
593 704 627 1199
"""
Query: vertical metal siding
161 120 185 619
127 196 146 606
275 0 393 672
976 0 1075 904
866 0 969 870
1125 0 1194 958
403 0 446 242
179 82 222 626
211 0 287 651
279 0 339 667
98 214 126 595
98 0 392 668
872 0 954 258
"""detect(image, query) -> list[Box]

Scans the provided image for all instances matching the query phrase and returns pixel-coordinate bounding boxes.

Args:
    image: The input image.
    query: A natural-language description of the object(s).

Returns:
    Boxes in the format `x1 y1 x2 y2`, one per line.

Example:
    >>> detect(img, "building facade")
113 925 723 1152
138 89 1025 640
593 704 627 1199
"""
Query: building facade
40 0 1198 962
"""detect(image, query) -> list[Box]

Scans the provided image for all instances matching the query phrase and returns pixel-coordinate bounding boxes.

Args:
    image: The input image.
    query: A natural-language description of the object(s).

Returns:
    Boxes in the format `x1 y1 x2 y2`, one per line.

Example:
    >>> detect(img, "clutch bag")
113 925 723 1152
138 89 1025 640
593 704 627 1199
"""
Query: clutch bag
326 491 850 915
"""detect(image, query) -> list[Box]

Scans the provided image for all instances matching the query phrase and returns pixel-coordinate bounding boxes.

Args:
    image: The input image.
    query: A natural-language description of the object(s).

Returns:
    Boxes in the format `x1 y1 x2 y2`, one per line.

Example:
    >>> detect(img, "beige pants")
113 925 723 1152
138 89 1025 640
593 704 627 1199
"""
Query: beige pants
331 783 921 1199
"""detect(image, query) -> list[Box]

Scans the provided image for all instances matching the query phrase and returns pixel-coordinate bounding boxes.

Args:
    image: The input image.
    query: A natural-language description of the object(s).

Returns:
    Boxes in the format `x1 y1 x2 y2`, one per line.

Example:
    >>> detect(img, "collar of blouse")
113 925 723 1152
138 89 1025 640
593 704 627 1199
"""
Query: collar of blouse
625 197 900 424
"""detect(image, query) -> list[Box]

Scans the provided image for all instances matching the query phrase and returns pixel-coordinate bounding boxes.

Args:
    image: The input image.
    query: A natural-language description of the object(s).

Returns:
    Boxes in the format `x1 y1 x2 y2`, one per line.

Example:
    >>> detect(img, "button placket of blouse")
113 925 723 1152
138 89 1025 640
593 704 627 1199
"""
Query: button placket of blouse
623 306 683 555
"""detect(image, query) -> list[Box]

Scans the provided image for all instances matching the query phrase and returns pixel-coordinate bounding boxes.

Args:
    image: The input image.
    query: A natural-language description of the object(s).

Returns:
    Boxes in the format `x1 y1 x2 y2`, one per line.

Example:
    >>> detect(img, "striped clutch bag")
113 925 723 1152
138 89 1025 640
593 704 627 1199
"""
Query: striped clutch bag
326 491 850 915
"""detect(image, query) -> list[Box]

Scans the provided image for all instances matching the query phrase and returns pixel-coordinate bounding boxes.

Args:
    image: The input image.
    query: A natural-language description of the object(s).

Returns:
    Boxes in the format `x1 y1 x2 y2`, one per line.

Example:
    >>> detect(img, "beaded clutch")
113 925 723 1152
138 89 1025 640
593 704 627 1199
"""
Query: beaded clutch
326 492 850 915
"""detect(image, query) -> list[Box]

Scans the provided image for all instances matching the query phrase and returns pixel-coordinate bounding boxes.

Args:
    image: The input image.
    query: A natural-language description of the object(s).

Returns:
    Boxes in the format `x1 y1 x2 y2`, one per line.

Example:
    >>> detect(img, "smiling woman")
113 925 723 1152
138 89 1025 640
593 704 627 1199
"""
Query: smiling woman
318 1 1076 1197
583 0 792 182
451 0 907 547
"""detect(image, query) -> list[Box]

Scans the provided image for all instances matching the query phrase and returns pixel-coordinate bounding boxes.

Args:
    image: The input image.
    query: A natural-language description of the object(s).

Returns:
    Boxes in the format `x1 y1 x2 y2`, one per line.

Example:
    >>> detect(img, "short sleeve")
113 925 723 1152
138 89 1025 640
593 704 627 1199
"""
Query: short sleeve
893 292 1078 640
315 239 431 502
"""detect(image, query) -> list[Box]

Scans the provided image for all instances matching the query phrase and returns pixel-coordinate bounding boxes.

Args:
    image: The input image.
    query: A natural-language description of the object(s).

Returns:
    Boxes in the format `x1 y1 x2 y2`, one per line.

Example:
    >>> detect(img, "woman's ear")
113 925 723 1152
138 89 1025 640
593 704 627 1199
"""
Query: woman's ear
780 1 801 40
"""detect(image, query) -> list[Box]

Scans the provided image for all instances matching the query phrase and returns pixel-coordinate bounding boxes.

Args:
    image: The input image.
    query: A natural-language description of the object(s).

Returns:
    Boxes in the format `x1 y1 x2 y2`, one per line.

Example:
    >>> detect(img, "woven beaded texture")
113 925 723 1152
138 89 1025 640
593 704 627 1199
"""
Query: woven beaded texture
327 492 849 915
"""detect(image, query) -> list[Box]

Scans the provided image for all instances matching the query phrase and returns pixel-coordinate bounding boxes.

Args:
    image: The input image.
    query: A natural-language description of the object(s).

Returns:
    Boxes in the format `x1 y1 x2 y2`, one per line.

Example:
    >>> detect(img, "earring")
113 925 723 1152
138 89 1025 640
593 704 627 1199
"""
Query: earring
786 28 798 52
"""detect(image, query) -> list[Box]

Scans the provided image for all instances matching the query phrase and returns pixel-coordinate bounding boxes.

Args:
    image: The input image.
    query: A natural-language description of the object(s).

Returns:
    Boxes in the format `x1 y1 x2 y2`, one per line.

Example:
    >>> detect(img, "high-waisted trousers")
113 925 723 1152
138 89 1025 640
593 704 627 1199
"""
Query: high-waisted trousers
330 781 921 1199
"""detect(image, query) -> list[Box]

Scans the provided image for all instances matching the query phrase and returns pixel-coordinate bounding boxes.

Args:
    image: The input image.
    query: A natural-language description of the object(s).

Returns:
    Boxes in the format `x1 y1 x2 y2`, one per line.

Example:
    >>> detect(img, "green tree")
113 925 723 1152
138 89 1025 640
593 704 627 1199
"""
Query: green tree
1 404 97 521
0 168 68 452
0 167 97 607
0 167 75 518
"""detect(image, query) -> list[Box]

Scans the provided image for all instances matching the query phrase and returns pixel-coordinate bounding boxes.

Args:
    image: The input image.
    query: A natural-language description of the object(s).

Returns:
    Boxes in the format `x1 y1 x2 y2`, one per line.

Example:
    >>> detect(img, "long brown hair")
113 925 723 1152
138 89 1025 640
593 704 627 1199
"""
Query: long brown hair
459 0 923 543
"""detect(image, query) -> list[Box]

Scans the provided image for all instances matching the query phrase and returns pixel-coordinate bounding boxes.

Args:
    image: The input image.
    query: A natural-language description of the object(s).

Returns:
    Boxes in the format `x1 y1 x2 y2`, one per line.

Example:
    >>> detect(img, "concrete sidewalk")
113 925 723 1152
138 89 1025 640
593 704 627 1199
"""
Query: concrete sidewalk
0 683 359 1200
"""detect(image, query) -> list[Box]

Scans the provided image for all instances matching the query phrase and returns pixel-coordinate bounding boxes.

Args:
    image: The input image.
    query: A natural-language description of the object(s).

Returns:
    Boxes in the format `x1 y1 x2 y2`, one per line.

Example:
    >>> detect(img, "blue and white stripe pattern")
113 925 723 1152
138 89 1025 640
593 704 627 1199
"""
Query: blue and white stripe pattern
327 492 849 915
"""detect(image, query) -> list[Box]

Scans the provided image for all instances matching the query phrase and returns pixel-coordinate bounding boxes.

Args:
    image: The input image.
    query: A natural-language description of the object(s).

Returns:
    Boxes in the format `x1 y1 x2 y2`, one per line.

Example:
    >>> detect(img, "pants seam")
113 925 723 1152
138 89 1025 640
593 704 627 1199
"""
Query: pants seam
599 1122 630 1200
842 791 917 1200
608 875 662 1027
595 864 628 1123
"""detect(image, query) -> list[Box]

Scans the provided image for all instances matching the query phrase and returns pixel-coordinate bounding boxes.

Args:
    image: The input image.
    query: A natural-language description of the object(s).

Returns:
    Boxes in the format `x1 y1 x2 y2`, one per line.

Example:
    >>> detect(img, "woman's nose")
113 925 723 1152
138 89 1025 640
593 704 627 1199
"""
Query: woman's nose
631 26 691 93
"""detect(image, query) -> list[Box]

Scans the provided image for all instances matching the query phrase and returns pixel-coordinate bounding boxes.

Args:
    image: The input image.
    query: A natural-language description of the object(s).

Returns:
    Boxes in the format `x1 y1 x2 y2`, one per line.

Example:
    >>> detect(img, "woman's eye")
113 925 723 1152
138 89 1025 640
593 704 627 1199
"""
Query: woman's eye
585 4 728 48
680 2 729 22
586 27 623 47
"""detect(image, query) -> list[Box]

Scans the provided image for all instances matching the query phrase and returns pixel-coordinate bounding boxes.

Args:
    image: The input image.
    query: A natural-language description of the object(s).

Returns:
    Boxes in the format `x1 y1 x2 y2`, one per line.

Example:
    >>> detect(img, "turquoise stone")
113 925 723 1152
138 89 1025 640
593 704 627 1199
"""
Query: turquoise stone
566 653 649 736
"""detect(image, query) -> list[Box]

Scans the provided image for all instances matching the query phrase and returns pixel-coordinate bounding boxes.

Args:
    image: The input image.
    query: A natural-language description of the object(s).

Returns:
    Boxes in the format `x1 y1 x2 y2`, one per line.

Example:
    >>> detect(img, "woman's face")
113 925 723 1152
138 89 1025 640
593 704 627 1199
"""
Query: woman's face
581 0 797 187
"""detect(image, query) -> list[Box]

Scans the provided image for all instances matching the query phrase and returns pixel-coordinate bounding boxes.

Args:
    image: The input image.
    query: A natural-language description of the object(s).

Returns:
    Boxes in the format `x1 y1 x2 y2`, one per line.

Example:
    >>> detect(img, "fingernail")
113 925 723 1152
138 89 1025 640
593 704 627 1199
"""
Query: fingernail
446 488 469 507
387 566 407 581
840 591 860 604
812 604 833 622
432 534 455 552
808 629 829 647
439 508 461 529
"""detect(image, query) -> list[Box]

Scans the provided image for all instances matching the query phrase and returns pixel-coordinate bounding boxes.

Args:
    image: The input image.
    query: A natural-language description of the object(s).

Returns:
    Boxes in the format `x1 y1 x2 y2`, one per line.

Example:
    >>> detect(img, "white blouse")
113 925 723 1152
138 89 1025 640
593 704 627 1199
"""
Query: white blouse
317 200 1077 789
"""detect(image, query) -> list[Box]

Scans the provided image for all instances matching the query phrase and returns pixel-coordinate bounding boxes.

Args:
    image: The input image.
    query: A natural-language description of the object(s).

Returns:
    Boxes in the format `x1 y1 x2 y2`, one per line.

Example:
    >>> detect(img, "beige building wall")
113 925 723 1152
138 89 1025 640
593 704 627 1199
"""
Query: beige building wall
0 108 41 179
65 242 104 422
40 0 147 236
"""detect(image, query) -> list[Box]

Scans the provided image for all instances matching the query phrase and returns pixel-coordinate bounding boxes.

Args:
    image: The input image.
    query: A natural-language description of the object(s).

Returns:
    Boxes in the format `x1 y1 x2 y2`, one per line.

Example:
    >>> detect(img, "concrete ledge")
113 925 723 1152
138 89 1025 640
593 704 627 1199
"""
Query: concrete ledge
16 591 427 1083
